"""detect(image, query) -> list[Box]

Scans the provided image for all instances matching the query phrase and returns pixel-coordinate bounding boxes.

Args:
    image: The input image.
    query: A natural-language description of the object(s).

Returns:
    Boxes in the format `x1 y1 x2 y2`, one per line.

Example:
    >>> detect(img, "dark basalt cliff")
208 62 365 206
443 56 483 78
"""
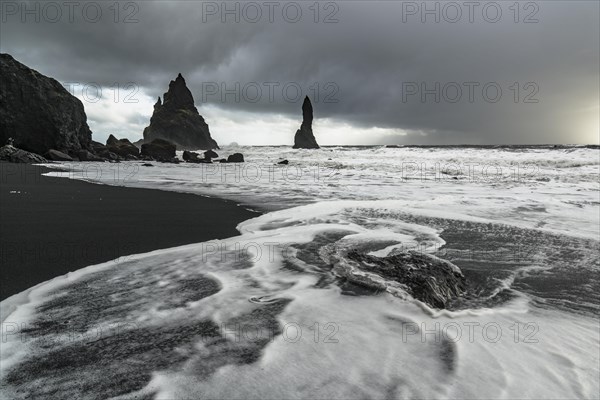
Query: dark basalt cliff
0 53 93 155
142 74 218 150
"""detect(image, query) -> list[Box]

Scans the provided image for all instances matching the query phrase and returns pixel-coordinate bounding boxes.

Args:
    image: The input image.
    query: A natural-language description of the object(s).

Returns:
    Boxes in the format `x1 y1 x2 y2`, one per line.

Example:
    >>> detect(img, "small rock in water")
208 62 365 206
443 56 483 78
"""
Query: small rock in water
342 250 467 309
227 153 244 163
204 149 219 159
278 160 289 165
183 150 202 163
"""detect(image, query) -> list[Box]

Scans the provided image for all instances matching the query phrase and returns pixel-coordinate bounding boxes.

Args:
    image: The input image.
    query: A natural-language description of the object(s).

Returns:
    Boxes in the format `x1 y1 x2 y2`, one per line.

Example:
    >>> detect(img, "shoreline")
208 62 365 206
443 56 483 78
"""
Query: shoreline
0 162 260 301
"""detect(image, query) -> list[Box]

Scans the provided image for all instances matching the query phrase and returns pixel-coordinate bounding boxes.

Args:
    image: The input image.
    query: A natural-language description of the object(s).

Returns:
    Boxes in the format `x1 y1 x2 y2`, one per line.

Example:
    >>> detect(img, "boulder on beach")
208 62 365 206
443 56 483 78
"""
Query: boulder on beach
90 141 119 161
141 138 176 161
45 149 74 162
342 250 467 309
204 149 219 160
78 150 105 162
0 53 93 156
183 150 211 163
182 150 201 162
142 74 219 150
293 96 319 149
106 135 139 158
227 153 244 163
0 145 47 163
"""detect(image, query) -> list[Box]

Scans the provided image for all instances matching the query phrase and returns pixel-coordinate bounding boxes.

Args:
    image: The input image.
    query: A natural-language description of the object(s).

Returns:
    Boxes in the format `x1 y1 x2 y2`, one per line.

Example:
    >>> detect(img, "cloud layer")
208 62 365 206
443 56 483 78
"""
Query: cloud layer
1 1 598 144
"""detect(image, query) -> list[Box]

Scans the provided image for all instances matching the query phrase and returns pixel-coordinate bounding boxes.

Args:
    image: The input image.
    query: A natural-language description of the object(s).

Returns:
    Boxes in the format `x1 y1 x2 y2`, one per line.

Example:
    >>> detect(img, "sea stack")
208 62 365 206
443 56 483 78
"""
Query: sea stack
293 96 319 149
142 73 218 150
0 53 92 155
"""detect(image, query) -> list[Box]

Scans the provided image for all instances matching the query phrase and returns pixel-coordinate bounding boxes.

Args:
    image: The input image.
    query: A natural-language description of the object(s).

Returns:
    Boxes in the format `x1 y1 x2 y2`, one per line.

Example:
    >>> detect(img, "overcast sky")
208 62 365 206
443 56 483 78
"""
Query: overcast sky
1 0 598 145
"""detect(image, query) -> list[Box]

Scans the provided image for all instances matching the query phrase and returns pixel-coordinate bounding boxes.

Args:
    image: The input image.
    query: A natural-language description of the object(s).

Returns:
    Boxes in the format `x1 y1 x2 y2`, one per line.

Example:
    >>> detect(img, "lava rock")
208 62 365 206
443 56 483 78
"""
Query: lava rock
90 141 118 160
0 53 93 155
45 149 73 162
227 153 244 163
182 150 202 162
204 149 219 159
218 159 228 163
0 145 47 163
143 74 219 150
293 96 319 149
78 150 105 162
106 135 139 158
342 250 467 309
141 138 176 161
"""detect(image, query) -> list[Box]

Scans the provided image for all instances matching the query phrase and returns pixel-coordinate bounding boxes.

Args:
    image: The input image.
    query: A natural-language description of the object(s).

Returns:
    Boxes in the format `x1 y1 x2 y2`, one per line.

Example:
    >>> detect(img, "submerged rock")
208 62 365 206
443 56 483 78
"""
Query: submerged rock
142 74 219 150
0 53 93 155
141 138 176 161
0 145 47 163
341 250 467 309
293 96 319 149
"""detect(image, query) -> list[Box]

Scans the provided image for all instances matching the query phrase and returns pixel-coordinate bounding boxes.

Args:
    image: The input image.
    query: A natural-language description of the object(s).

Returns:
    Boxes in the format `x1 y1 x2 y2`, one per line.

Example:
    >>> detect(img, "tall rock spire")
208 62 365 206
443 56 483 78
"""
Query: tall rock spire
143 73 219 150
162 73 195 111
293 96 319 149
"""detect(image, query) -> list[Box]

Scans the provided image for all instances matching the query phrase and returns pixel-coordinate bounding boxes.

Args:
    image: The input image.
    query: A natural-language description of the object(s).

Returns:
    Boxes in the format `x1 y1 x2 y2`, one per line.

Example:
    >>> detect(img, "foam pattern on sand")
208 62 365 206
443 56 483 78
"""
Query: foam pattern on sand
1 199 598 399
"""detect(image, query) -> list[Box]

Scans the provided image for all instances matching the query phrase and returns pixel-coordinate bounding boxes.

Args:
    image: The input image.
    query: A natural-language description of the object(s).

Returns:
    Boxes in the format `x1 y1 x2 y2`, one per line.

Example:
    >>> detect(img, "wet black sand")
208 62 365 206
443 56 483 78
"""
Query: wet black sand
0 162 260 300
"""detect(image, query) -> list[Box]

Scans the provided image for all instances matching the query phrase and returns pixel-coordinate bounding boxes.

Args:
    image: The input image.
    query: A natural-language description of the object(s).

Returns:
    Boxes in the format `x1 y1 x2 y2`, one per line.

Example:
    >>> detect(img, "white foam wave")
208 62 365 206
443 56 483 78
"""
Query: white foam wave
2 199 598 399
41 146 599 240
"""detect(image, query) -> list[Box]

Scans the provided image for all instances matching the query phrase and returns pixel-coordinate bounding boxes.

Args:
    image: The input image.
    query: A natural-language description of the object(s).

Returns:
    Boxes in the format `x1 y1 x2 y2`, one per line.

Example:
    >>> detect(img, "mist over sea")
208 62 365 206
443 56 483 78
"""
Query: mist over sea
2 145 598 399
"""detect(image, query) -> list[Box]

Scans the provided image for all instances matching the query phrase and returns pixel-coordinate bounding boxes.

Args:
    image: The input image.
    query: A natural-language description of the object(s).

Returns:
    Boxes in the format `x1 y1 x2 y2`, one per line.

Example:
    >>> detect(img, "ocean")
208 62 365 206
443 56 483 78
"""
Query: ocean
1 145 598 399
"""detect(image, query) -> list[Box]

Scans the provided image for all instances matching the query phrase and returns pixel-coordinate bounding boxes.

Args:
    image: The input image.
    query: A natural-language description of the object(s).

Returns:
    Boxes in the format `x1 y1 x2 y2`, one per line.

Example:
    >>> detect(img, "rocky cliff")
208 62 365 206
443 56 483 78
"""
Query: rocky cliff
0 53 92 155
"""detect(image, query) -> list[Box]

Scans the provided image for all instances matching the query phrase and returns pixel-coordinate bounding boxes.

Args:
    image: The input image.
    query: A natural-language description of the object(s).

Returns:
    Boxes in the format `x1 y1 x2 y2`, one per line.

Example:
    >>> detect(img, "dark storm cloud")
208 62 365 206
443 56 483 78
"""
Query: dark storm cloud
1 0 598 144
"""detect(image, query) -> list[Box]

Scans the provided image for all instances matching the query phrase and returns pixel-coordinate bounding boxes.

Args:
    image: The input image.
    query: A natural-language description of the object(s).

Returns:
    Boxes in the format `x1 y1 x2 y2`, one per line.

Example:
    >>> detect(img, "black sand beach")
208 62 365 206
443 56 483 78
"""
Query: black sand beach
0 162 260 300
